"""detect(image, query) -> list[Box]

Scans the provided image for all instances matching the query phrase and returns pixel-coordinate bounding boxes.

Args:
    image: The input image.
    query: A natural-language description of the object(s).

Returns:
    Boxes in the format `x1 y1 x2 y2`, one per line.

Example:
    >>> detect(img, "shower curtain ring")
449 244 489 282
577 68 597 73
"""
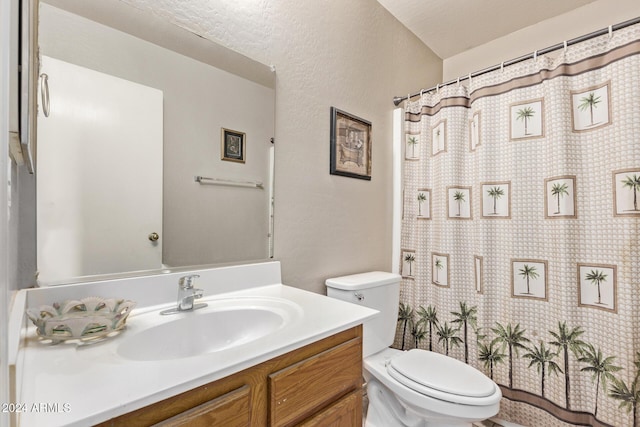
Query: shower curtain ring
533 50 537 62
563 40 568 52
608 25 613 38
456 77 460 87
436 83 439 94
500 61 504 72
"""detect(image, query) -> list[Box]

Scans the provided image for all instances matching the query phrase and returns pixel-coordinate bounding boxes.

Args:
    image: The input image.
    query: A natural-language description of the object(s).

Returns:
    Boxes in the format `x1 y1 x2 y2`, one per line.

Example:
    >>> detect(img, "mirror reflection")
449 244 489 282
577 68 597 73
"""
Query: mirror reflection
36 0 276 285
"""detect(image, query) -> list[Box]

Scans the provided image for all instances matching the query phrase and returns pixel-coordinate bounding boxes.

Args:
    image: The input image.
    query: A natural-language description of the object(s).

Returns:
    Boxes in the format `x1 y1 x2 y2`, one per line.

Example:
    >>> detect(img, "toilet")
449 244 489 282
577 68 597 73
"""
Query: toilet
326 271 501 427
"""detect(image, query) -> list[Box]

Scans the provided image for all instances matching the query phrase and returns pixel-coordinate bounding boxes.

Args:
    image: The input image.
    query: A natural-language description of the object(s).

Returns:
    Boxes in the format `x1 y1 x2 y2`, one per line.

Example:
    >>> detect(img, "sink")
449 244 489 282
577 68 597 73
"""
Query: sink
116 297 302 361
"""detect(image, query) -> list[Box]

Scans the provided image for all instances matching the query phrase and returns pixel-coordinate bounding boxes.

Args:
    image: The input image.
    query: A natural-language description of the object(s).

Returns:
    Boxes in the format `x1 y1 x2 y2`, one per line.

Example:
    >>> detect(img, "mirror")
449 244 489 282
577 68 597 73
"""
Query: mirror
35 0 276 285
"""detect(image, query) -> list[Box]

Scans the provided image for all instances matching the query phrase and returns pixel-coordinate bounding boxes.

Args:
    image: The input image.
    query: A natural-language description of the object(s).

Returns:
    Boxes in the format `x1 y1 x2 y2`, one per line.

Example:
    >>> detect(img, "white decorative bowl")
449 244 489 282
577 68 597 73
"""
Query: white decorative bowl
26 297 136 343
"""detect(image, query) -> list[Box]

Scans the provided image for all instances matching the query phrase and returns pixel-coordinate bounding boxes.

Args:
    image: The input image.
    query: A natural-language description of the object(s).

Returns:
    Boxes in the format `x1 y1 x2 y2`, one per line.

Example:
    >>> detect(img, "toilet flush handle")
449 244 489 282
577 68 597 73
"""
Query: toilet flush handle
354 292 365 301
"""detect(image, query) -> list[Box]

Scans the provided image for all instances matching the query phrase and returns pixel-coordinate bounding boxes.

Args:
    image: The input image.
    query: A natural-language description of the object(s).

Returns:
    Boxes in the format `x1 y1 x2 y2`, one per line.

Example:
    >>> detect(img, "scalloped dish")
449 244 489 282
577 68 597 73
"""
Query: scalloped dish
26 297 136 343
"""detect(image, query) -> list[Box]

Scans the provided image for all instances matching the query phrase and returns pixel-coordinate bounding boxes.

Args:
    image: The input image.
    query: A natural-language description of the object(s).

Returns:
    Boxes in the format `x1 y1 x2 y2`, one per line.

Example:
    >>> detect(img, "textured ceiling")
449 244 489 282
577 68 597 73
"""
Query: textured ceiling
375 0 597 59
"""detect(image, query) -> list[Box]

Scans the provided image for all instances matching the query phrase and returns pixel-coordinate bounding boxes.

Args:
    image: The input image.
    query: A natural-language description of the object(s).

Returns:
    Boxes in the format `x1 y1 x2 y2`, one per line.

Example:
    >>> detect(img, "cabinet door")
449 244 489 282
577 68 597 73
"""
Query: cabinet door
297 390 362 427
269 337 362 427
152 385 251 427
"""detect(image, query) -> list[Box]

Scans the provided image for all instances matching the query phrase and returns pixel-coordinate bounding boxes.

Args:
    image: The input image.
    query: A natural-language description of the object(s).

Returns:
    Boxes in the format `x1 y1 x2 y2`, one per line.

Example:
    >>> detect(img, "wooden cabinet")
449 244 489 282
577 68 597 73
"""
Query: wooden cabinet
152 385 251 427
297 391 362 427
269 338 362 426
95 325 363 427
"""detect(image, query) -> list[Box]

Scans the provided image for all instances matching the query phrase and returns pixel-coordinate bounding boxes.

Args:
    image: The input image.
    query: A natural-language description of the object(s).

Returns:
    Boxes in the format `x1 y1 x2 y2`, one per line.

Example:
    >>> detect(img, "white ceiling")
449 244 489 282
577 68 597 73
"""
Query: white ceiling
376 0 597 59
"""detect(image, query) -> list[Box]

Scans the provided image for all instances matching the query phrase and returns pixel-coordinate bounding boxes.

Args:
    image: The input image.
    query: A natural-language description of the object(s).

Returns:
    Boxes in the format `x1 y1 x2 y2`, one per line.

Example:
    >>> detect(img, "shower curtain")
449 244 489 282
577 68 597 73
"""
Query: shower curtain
396 23 640 427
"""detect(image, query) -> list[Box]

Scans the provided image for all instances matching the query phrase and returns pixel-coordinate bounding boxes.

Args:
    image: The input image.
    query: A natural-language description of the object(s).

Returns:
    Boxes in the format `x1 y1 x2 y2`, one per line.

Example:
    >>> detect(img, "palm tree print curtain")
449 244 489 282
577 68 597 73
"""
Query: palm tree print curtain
397 23 640 427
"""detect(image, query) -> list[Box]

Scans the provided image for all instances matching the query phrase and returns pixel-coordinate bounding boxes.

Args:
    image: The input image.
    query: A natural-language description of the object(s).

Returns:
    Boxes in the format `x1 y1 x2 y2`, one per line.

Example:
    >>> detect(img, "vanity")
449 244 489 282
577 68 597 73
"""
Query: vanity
97 326 362 427
9 262 378 426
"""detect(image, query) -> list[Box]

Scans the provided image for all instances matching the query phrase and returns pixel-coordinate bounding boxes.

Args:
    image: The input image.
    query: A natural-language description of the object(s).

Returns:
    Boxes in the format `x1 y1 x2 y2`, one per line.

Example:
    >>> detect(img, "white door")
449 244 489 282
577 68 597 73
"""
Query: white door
37 56 163 284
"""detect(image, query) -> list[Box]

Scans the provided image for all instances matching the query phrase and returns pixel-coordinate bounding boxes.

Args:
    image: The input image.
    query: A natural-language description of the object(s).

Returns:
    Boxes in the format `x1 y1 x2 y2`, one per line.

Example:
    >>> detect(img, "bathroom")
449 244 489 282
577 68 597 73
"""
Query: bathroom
1 0 640 426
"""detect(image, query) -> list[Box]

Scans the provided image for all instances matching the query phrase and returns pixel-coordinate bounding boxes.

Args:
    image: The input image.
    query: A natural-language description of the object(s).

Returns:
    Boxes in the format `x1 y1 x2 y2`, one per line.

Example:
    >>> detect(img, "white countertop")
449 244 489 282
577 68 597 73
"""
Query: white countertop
14 264 378 427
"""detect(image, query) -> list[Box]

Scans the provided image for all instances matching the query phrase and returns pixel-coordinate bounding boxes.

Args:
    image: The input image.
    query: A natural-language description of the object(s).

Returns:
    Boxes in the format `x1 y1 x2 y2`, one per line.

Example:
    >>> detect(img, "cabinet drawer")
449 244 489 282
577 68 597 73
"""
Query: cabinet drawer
269 337 362 427
152 385 250 427
298 390 362 427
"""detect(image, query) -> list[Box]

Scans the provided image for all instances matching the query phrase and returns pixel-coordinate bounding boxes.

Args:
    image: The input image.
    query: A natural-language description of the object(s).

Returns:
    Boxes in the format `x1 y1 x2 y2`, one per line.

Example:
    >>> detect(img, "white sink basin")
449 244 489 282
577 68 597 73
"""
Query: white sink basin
116 297 302 361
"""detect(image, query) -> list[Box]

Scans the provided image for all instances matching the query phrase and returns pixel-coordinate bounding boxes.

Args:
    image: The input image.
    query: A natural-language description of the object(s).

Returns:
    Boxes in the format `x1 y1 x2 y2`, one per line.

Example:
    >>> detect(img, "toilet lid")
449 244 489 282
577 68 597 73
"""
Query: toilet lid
388 349 496 398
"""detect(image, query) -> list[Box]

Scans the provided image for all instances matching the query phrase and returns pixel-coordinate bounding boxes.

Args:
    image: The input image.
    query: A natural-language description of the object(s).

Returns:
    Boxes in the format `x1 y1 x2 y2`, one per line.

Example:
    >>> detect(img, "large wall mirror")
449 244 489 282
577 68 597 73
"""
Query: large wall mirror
33 0 276 285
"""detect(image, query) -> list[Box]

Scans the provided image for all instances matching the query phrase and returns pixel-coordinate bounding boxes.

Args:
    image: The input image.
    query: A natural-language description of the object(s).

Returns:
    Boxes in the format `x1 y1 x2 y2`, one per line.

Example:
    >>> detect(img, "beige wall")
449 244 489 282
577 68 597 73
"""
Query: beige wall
121 0 443 293
269 1 441 293
443 0 640 81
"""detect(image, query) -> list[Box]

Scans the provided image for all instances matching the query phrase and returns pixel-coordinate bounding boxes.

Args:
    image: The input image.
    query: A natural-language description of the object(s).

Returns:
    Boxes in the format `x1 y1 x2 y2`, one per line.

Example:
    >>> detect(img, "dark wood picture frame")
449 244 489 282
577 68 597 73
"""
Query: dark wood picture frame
330 107 372 180
221 128 246 163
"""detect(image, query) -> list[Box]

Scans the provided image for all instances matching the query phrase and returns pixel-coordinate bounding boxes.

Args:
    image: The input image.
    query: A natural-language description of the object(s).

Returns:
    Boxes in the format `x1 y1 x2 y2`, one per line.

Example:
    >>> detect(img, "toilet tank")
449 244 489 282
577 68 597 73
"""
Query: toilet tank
325 272 401 357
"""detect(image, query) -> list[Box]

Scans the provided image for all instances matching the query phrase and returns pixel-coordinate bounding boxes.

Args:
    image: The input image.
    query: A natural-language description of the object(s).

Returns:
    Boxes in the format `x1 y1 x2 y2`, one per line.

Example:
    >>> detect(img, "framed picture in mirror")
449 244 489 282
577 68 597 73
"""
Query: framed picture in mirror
221 128 246 163
330 107 372 180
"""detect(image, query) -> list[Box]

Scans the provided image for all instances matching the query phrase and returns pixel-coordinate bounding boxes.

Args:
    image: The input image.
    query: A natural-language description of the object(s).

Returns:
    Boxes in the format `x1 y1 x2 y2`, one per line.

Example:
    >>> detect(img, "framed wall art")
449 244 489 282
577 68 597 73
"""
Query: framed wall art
221 128 246 163
330 107 372 180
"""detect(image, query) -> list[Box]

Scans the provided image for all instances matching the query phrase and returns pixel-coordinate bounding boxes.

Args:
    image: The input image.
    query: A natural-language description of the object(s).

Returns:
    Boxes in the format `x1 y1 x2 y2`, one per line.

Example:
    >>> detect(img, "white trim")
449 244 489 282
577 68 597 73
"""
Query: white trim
391 108 403 274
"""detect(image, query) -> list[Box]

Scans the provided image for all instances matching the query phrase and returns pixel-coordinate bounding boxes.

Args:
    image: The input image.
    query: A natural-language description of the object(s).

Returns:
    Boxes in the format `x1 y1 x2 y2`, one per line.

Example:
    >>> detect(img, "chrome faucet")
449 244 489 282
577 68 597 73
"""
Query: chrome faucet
178 274 203 310
160 274 207 315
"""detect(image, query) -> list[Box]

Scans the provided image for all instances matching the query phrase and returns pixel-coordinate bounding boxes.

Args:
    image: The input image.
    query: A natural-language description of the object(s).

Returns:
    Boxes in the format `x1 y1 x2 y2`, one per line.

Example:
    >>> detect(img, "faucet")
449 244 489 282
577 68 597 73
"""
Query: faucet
161 274 207 315
178 274 203 310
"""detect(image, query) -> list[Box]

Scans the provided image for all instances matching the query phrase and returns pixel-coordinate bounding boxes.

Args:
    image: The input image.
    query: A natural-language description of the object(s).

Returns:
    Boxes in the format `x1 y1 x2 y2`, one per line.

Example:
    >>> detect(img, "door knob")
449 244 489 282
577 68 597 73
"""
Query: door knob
148 232 160 242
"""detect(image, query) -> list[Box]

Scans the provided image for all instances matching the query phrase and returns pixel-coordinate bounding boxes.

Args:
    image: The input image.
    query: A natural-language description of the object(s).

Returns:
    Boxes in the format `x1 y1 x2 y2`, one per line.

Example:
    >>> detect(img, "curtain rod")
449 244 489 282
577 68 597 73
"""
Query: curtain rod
393 16 640 106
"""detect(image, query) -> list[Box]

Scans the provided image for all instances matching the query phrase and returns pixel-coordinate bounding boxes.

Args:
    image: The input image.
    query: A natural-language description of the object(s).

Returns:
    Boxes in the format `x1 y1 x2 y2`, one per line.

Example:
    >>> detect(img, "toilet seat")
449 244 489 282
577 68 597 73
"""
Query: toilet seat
387 349 499 406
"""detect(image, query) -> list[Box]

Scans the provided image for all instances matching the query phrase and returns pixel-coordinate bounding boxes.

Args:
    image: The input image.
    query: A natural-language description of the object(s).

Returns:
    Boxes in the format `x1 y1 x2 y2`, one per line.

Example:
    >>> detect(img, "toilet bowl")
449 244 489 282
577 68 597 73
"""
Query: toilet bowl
325 272 501 427
364 348 501 427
